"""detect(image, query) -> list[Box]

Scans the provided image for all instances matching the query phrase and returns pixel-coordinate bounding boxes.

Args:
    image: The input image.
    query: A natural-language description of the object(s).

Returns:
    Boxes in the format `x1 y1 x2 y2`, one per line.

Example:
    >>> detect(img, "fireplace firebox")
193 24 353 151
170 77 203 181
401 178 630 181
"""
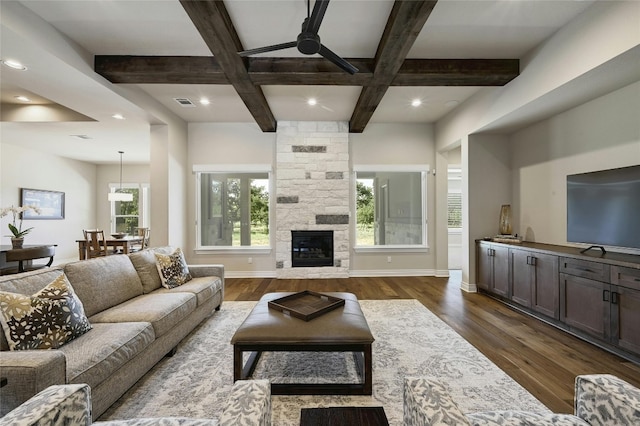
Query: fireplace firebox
291 230 334 267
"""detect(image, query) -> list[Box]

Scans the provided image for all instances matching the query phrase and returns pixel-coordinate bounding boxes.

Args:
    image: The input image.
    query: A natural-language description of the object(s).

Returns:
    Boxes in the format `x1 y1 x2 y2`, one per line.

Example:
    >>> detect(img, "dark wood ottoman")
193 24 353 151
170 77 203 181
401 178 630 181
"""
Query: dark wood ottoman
231 292 375 395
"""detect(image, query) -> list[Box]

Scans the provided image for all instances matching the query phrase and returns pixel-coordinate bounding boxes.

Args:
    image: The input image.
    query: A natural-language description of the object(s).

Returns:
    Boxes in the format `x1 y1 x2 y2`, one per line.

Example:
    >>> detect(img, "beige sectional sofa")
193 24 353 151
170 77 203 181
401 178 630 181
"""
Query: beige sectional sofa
0 246 224 420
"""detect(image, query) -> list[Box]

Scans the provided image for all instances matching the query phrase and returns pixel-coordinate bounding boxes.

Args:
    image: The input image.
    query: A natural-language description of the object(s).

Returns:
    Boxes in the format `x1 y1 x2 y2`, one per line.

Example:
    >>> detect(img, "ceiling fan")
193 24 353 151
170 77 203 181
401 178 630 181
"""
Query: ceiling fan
238 0 359 75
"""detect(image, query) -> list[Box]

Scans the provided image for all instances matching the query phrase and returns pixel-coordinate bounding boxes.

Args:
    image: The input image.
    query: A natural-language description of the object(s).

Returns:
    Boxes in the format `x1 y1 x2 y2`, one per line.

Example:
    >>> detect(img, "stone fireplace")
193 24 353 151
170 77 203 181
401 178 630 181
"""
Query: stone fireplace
276 121 349 278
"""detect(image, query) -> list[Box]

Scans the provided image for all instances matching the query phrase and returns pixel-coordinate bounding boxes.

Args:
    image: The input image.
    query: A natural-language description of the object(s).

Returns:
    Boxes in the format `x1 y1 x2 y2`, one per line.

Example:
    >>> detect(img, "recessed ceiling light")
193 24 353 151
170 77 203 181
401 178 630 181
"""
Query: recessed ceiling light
411 99 422 107
112 113 125 120
307 98 317 106
199 98 211 106
14 95 31 102
1 59 27 70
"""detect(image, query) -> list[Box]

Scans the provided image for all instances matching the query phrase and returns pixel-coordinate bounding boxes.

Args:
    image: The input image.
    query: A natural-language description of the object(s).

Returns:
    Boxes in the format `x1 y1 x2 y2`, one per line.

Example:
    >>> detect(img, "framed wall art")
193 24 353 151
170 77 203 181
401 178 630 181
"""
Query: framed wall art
21 188 65 220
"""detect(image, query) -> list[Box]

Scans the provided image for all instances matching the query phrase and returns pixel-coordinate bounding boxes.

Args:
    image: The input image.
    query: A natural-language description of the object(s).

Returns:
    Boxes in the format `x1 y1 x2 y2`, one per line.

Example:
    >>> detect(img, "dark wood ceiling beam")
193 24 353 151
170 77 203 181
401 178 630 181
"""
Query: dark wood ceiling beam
94 56 228 84
95 56 518 86
349 0 438 133
179 0 276 132
393 59 519 86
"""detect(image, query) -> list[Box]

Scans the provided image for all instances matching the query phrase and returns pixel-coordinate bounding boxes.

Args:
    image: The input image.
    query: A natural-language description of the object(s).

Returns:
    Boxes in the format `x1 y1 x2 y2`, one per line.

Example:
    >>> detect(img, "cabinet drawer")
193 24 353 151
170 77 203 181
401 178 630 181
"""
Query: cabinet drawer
611 266 640 291
560 257 609 282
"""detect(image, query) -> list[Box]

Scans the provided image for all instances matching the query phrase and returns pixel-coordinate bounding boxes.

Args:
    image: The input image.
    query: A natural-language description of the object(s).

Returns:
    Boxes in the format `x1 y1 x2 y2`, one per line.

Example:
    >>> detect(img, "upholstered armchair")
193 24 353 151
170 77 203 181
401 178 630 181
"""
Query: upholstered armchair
1 380 271 426
404 374 640 425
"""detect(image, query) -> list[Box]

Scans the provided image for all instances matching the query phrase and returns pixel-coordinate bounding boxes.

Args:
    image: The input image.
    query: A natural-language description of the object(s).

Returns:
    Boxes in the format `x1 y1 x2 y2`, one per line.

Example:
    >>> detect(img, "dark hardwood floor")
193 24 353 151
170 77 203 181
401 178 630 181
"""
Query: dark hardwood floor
224 273 640 414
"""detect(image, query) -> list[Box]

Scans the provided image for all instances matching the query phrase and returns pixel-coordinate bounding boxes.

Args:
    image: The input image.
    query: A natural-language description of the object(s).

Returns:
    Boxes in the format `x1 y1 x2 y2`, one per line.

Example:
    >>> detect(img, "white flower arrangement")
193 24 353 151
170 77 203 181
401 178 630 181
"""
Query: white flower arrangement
0 205 42 238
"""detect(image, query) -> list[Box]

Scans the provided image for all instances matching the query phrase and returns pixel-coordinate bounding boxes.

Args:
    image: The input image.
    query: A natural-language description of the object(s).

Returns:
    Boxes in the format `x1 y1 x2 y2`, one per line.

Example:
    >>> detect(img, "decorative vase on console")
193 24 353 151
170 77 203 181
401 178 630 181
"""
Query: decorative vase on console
499 204 512 235
1 205 41 249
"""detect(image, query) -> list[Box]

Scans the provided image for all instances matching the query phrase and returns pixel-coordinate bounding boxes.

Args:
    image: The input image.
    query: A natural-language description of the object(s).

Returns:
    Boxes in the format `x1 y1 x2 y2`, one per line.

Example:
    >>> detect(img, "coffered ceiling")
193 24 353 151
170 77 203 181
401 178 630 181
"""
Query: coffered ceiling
0 0 598 163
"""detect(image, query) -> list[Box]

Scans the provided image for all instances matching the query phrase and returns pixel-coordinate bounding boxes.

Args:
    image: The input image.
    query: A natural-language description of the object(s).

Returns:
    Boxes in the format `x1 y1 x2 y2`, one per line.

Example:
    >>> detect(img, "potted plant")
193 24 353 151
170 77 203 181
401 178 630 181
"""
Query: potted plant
0 205 41 248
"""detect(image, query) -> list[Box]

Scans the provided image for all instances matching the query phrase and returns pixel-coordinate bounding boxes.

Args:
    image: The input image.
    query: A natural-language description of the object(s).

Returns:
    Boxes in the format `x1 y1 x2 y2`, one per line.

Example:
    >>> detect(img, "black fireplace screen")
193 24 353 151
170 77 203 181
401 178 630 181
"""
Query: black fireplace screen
291 230 334 267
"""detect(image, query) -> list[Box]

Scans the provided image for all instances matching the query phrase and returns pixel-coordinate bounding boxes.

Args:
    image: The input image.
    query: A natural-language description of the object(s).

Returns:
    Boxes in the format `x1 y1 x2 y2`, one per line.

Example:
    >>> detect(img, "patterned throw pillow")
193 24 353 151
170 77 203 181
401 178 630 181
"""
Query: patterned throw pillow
0 274 92 350
155 247 192 289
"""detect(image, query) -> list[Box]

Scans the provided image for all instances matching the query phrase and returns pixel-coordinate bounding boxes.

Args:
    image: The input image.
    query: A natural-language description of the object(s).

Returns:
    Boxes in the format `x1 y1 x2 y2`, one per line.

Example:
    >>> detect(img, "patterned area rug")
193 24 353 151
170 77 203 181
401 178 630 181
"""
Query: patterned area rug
100 300 550 425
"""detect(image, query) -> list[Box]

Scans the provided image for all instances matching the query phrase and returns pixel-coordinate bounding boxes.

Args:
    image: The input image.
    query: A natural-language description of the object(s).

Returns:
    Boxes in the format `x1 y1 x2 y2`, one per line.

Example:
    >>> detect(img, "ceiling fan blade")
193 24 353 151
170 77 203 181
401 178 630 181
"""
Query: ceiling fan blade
306 0 330 34
238 41 297 57
318 44 358 75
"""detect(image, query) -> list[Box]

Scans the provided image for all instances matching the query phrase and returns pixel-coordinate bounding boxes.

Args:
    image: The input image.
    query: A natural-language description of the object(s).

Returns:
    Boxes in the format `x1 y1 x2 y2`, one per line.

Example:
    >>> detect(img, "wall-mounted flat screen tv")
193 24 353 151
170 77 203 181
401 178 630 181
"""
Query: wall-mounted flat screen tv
567 165 640 251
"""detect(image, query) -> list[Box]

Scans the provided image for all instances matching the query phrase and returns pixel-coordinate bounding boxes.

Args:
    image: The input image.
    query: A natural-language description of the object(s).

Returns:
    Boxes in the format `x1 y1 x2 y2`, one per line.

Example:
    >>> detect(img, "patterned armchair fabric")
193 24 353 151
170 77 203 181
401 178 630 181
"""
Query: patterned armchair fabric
574 374 640 425
1 380 271 426
0 384 91 426
219 379 271 426
404 374 640 426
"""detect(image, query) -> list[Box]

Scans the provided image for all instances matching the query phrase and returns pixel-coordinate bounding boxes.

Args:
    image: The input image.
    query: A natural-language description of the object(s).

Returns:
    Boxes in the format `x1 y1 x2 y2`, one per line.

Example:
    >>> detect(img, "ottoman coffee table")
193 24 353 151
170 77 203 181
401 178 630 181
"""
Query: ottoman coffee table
231 292 375 395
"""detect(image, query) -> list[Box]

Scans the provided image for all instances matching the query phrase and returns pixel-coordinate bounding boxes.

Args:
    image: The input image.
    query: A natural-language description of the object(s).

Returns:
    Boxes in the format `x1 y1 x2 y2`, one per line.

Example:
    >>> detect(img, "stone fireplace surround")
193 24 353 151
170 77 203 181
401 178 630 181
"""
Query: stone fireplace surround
276 121 350 278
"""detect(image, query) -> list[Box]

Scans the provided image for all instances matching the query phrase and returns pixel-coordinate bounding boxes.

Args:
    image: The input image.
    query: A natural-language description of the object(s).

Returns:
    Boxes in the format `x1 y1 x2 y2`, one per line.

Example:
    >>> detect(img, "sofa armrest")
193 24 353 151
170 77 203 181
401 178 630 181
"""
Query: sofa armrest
188 264 225 300
0 384 91 426
575 374 640 425
219 379 271 426
0 350 67 416
403 377 471 426
188 264 224 280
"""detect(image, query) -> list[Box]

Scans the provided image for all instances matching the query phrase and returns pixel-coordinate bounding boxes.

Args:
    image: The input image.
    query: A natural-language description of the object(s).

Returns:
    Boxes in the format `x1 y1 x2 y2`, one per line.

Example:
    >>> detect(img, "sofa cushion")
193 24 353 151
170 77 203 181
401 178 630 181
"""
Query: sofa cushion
0 274 91 350
128 246 175 293
59 322 154 388
466 411 589 425
89 293 197 338
155 248 192 289
64 255 144 317
154 276 222 306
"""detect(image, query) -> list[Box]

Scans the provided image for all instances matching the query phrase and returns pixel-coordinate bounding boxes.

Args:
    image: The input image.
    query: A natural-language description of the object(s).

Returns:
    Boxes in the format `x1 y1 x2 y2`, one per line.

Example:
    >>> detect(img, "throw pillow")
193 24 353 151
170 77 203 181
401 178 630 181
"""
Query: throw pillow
155 247 192 289
0 274 92 350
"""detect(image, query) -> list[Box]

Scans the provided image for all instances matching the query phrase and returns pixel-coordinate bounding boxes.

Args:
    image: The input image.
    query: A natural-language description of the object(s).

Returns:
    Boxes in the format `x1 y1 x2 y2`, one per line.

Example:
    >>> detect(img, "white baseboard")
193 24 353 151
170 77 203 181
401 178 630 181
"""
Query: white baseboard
224 270 277 278
460 281 478 293
349 269 435 277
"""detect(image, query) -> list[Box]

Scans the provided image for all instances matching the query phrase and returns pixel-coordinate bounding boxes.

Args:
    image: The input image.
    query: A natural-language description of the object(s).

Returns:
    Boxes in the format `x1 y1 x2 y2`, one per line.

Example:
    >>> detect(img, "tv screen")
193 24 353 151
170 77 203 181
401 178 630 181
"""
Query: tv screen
567 165 640 250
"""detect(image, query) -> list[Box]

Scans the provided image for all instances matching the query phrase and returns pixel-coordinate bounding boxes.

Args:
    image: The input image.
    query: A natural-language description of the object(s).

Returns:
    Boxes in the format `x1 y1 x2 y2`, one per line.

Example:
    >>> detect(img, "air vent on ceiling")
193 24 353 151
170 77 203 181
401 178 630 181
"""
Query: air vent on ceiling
174 98 196 107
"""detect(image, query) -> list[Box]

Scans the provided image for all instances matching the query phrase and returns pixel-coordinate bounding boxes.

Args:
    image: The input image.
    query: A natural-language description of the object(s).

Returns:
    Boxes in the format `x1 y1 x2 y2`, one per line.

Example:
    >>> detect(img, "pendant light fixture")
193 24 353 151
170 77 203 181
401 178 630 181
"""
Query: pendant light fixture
108 151 133 202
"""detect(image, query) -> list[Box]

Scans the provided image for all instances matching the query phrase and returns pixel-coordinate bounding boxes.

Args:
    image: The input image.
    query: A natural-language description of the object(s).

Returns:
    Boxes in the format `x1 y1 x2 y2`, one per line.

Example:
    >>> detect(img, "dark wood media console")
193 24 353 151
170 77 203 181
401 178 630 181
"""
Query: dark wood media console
476 240 640 364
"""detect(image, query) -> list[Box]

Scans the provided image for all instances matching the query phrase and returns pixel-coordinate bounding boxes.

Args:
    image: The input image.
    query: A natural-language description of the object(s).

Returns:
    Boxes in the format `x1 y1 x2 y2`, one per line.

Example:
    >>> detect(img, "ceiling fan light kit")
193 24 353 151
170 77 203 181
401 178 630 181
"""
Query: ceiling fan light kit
238 0 358 75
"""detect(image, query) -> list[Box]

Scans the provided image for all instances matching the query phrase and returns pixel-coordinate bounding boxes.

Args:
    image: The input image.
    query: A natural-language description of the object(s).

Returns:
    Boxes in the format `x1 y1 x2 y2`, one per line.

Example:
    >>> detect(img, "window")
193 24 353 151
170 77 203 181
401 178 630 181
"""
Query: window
196 168 270 249
110 184 149 234
354 166 427 248
448 167 462 229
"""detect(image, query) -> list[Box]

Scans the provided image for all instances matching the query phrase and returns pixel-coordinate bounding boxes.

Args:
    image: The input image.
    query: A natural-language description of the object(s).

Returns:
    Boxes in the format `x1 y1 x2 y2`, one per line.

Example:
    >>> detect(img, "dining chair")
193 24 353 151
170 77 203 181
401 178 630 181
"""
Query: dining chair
1 245 56 275
131 227 150 252
83 229 108 259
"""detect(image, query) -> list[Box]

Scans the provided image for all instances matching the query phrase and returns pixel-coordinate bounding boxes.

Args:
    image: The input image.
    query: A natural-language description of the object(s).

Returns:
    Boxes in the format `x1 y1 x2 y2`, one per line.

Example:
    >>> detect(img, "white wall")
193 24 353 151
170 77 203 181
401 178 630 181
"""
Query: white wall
435 2 640 289
187 123 276 274
350 123 436 276
511 81 640 253
186 122 437 276
0 144 96 263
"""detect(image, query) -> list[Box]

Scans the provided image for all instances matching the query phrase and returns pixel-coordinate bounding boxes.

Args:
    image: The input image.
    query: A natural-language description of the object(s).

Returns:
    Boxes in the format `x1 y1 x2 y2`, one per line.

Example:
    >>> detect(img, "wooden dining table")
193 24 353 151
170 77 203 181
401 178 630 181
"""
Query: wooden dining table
76 235 144 260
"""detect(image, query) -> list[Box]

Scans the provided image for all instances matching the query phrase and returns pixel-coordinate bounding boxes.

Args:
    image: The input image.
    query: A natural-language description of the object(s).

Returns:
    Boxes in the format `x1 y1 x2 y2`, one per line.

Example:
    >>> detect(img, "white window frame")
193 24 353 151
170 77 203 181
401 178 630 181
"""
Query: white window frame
352 164 429 253
194 164 273 254
109 183 149 234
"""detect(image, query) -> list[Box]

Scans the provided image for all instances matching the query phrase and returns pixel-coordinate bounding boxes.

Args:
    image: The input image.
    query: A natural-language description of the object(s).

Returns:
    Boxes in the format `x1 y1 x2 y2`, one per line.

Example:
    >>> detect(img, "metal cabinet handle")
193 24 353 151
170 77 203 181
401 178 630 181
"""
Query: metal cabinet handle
603 290 610 302
611 292 619 305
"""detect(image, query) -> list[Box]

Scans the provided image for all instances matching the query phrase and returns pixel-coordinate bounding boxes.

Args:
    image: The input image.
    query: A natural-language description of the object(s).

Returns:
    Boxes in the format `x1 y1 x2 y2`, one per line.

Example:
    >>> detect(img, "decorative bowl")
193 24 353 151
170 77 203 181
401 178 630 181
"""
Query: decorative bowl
111 232 128 239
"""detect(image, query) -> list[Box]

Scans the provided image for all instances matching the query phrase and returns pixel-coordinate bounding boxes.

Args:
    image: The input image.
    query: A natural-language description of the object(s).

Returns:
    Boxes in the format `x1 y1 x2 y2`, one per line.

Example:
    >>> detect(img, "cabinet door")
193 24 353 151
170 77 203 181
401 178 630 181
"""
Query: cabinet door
492 245 510 298
511 249 532 307
531 252 559 319
560 273 610 340
477 242 491 291
611 286 640 354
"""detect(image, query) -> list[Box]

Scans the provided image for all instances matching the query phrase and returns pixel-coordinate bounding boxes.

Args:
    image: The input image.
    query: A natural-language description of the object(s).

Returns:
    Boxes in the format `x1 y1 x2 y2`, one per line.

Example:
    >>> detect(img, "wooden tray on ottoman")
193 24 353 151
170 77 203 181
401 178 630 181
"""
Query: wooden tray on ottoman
268 290 345 321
